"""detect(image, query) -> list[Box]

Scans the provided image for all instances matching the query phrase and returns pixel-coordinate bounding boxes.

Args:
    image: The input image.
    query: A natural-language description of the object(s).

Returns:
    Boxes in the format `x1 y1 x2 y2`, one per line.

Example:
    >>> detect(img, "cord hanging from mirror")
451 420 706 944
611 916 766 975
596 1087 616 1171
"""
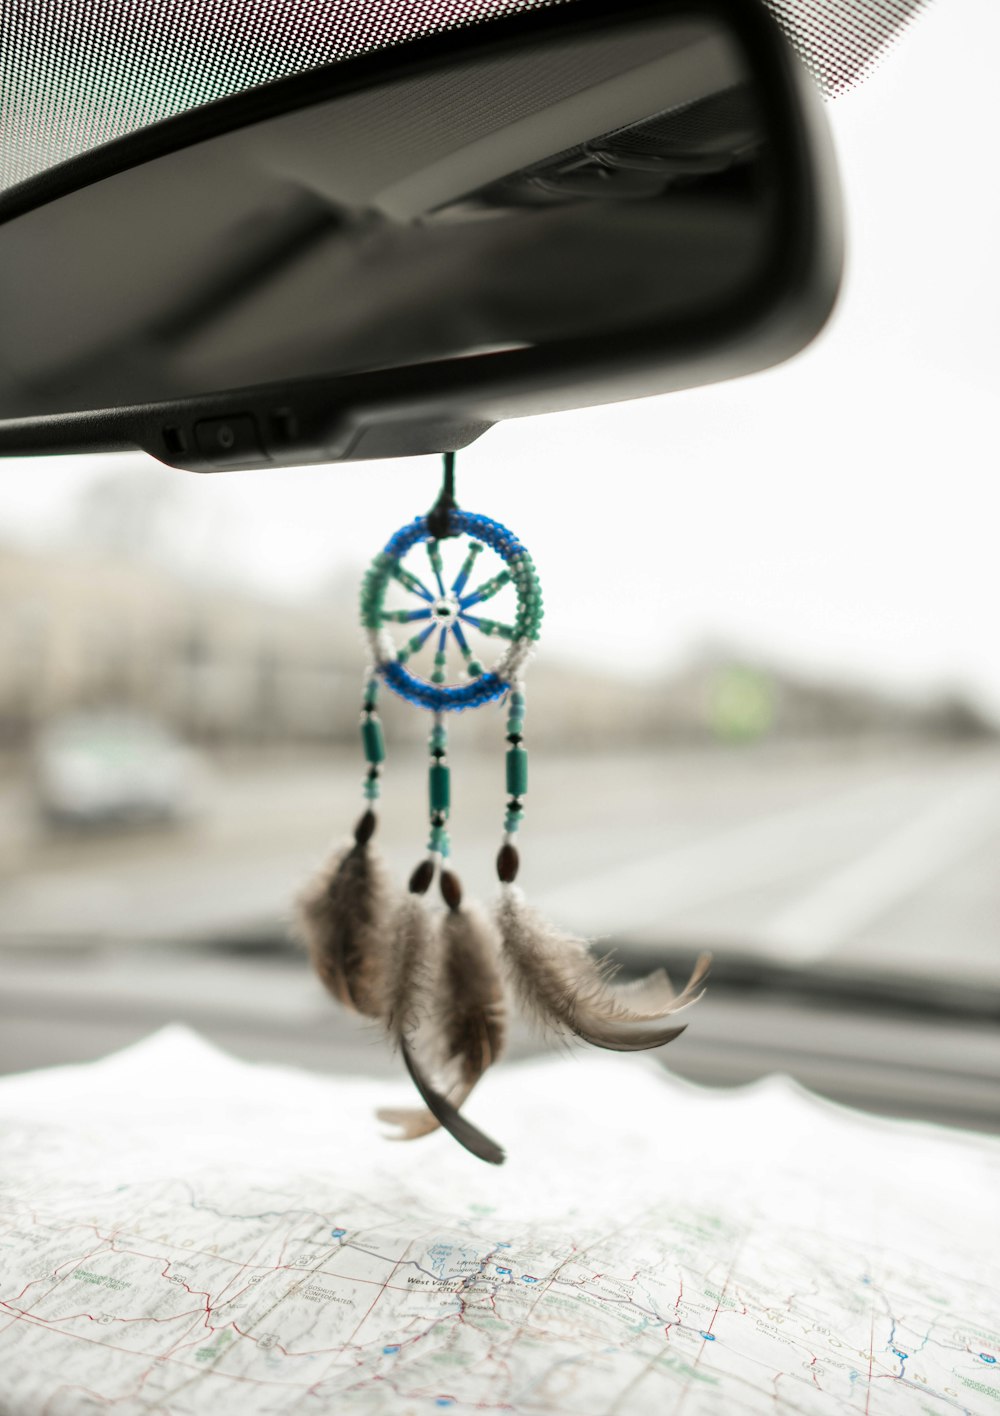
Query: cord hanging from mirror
295 452 710 1163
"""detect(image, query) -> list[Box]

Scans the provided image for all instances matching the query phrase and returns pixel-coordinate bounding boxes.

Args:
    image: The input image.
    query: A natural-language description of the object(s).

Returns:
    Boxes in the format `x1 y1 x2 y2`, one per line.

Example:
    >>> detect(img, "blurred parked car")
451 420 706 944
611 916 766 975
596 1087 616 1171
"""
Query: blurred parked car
32 711 207 829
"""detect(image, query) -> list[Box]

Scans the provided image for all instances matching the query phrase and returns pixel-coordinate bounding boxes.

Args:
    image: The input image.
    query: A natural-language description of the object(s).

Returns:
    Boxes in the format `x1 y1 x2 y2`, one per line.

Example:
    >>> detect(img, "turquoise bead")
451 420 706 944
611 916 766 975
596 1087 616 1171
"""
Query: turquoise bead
430 762 451 813
506 746 528 796
362 717 386 764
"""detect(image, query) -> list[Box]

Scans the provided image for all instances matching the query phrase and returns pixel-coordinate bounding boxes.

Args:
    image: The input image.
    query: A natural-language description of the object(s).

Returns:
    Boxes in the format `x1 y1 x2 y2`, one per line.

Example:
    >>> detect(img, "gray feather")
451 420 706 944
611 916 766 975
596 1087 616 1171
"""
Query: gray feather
378 902 507 1161
384 892 437 1046
611 952 712 1017
295 841 393 1020
496 887 702 1052
399 1037 505 1165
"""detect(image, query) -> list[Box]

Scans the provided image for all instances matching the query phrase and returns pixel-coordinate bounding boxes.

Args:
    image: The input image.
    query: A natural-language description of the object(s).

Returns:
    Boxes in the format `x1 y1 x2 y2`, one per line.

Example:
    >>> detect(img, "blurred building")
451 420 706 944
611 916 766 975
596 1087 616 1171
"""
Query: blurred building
0 542 992 757
0 543 359 748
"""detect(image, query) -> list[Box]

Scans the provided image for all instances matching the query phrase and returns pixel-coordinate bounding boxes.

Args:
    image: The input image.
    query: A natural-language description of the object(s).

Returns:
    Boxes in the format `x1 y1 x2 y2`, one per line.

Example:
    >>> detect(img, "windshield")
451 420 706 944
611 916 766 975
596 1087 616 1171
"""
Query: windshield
0 0 995 1011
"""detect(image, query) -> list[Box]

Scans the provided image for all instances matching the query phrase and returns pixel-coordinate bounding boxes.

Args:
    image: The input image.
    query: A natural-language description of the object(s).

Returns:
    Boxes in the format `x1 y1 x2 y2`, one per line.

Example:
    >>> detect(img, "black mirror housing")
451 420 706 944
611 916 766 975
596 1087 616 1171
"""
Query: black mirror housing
0 0 842 472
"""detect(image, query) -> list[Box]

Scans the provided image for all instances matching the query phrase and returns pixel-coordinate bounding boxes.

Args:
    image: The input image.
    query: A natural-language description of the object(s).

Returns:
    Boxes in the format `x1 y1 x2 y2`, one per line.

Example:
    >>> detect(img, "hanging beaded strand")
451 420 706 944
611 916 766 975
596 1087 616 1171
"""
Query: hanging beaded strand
497 685 526 883
360 674 385 807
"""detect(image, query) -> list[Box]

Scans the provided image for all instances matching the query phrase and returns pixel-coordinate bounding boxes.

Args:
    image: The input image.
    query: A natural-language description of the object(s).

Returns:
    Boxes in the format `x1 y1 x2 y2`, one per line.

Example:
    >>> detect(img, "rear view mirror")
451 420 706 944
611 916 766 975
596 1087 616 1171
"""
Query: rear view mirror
0 0 841 472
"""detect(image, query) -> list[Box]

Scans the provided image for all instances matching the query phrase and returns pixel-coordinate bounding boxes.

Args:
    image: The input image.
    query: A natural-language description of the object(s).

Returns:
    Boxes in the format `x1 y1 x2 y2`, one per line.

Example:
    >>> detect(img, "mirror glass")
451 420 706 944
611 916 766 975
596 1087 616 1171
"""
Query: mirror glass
0 13 773 420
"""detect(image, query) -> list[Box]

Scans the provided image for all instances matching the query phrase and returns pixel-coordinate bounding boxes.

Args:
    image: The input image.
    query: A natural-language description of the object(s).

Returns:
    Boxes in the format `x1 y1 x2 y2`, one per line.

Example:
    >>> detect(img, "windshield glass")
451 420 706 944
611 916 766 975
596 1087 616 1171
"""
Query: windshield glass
0 0 995 1003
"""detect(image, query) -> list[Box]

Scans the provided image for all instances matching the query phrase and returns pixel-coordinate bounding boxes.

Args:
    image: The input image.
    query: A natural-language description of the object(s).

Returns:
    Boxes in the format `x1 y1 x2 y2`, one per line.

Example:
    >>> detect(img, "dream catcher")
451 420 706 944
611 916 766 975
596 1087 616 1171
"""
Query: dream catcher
296 455 709 1164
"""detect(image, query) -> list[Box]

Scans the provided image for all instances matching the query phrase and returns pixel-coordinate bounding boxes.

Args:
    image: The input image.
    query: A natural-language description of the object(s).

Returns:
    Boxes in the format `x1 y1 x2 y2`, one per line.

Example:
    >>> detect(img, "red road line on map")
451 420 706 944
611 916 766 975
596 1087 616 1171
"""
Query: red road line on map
865 1313 875 1415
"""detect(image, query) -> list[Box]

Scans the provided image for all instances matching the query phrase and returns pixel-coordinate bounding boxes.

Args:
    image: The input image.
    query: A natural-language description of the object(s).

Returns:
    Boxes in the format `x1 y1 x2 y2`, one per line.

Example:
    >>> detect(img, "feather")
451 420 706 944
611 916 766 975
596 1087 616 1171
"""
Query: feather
438 902 508 1088
496 887 703 1052
398 1037 505 1165
295 822 393 1021
611 952 712 1018
378 900 507 1163
383 892 437 1046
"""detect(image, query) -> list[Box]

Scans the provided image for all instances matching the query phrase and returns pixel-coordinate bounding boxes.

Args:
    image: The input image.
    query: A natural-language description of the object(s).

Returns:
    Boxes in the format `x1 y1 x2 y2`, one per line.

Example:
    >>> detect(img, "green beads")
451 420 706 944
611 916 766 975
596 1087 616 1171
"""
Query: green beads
392 564 428 598
431 648 447 686
474 617 513 640
470 569 511 605
363 679 379 710
504 695 527 833
506 745 528 796
427 721 450 852
467 659 483 678
362 717 386 764
510 554 543 643
359 551 394 630
430 762 451 813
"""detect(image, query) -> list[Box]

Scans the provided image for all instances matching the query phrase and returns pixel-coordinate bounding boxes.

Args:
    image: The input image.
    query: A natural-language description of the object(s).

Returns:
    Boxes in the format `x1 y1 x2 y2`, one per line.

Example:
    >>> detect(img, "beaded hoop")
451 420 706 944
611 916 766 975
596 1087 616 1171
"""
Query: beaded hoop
360 508 543 712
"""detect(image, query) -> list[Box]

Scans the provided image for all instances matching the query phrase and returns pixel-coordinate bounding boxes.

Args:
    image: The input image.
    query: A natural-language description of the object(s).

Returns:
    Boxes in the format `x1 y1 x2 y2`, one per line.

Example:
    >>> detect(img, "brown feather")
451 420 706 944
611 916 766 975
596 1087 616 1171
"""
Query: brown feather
496 887 702 1052
295 840 393 1020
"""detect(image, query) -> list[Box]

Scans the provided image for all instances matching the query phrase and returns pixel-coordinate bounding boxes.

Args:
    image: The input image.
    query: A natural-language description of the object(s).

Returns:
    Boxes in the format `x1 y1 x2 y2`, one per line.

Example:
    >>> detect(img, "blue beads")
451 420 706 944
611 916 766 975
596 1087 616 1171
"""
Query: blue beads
381 511 526 565
382 660 505 712
377 510 526 713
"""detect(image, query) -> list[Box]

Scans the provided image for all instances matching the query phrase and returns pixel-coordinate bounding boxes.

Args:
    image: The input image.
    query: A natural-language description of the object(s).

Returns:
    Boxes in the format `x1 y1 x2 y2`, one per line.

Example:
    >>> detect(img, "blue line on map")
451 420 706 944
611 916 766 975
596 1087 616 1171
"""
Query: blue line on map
521 1275 539 1284
700 1333 717 1342
496 1267 511 1276
981 1354 997 1364
383 1345 400 1355
435 1400 455 1408
331 1228 346 1238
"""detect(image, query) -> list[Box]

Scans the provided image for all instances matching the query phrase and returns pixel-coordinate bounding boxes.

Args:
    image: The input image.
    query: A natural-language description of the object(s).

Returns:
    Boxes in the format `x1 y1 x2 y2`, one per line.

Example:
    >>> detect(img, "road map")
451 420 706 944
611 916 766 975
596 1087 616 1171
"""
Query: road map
0 1027 997 1415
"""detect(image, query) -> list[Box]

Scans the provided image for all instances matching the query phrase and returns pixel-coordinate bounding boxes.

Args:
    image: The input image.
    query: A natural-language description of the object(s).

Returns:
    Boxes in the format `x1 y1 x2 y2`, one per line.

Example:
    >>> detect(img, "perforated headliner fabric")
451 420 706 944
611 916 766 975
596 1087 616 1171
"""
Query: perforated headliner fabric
0 0 931 196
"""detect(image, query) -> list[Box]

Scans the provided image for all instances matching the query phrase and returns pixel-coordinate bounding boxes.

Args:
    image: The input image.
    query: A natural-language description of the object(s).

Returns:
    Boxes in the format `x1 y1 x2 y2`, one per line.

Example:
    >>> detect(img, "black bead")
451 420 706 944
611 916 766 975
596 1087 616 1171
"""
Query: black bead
506 734 523 745
506 800 523 813
431 748 446 759
431 812 446 827
367 767 380 780
362 705 377 716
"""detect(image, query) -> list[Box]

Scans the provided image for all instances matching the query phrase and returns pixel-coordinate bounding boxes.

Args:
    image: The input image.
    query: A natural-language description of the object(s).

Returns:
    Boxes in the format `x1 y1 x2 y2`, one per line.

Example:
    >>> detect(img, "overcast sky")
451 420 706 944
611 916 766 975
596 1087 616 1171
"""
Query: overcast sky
0 0 996 714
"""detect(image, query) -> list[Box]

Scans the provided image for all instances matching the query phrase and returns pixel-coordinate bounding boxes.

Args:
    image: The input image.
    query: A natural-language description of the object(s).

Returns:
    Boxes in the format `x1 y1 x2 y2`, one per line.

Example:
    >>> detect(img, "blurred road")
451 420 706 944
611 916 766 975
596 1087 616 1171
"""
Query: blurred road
0 738 998 986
